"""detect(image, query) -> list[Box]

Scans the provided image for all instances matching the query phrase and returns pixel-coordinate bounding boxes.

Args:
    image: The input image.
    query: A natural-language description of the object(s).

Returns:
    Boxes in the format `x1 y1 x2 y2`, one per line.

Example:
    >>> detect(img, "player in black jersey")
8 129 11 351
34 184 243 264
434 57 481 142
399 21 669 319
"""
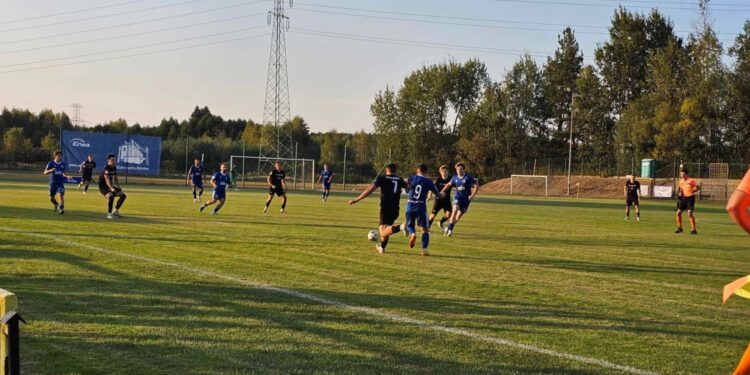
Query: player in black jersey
624 175 641 221
264 161 288 214
349 163 407 254
428 164 452 231
99 153 127 219
78 154 96 193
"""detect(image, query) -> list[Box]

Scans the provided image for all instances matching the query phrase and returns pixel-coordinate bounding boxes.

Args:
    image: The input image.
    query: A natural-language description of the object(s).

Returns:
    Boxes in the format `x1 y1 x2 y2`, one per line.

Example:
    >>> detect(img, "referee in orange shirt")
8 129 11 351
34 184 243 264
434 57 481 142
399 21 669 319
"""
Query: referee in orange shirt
676 168 700 234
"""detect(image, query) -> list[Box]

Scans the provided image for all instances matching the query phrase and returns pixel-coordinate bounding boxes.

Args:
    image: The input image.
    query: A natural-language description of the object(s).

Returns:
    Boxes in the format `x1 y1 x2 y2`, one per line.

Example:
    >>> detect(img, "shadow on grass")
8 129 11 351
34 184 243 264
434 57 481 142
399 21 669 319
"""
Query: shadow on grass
1 249 650 375
476 196 731 214
0 205 164 224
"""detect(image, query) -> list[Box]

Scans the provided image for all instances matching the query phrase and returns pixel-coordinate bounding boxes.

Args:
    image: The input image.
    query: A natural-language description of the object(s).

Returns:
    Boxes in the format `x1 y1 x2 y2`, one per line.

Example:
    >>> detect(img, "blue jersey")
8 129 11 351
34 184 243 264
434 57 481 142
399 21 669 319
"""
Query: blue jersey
451 174 476 201
406 175 439 211
190 165 204 181
46 160 66 184
320 170 332 185
212 172 230 193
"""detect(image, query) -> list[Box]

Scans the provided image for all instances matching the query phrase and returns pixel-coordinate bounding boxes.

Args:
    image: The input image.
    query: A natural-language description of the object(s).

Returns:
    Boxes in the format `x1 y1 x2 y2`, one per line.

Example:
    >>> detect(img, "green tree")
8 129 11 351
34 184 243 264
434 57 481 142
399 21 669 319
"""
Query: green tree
2 127 33 163
574 66 616 170
728 20 750 162
544 27 583 148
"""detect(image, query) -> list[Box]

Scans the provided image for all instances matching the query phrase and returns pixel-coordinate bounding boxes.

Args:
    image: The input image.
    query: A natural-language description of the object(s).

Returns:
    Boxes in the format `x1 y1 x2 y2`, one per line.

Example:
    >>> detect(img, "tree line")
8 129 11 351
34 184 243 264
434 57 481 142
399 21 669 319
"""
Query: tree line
0 106 377 181
372 6 750 181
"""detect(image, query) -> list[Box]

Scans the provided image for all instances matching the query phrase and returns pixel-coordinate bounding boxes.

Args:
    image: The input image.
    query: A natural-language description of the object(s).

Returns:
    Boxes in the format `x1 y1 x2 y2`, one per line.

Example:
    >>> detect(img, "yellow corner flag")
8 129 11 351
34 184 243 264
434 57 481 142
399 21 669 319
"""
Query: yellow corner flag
724 275 750 304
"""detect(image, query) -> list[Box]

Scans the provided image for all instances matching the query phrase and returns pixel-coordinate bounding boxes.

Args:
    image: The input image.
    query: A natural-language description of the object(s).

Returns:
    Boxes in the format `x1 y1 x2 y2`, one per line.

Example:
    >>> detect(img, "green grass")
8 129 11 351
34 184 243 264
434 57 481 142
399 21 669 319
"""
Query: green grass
1 177 749 374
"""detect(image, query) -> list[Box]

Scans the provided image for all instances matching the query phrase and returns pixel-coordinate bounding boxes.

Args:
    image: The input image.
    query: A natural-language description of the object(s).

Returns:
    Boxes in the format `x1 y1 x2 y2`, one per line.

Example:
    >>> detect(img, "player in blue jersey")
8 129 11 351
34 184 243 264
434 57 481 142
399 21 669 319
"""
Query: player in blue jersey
440 162 479 237
404 164 445 256
200 163 230 216
316 164 333 202
43 150 70 215
186 159 204 202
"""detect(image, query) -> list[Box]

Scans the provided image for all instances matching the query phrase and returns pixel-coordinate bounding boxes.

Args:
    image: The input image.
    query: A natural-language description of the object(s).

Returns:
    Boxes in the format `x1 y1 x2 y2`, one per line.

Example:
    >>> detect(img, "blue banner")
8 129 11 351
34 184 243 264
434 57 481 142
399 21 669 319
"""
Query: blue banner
61 130 162 176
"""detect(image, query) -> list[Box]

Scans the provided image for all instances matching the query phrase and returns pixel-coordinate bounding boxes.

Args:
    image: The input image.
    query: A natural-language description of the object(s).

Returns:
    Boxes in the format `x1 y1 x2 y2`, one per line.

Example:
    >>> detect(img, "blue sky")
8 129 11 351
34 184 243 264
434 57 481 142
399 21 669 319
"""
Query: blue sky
1 0 748 133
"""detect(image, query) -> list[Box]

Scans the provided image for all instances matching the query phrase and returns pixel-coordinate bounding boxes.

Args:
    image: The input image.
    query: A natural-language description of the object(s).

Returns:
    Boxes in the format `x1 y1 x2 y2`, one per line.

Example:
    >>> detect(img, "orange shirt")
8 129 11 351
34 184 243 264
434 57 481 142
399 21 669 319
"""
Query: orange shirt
679 177 698 197
738 169 750 194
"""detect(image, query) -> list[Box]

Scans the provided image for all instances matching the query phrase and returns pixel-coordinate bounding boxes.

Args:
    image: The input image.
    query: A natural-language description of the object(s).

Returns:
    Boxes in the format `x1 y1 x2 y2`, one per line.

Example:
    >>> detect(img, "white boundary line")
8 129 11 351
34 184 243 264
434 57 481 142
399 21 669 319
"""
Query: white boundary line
2 227 659 375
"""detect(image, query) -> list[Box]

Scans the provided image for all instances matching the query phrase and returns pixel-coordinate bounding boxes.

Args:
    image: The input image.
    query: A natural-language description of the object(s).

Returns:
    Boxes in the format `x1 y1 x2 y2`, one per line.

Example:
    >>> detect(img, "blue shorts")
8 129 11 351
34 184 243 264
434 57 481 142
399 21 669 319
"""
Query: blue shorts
405 209 429 231
453 197 470 213
213 190 226 200
192 179 203 188
322 183 331 190
49 182 65 196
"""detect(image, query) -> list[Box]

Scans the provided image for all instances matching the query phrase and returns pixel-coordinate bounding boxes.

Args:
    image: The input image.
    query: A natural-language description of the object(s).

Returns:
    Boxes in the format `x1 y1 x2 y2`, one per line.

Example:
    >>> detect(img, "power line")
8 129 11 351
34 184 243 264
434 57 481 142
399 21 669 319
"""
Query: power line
0 0 214 33
577 0 750 7
0 25 268 69
0 12 267 56
0 0 148 25
492 0 750 12
295 2 607 29
290 27 553 57
295 2 739 36
0 33 269 74
0 0 269 46
294 7 607 36
294 5 736 42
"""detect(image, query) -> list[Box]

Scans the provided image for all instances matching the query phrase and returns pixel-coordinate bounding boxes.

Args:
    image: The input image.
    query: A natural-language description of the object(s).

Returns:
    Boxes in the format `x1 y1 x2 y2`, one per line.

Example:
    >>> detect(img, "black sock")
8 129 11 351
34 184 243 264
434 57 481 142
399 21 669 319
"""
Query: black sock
199 188 203 197
440 217 448 226
381 240 388 249
59 204 64 210
50 197 58 206
193 189 197 199
84 184 89 192
116 194 126 209
282 202 286 209
265 201 271 208
391 225 401 234
108 197 114 213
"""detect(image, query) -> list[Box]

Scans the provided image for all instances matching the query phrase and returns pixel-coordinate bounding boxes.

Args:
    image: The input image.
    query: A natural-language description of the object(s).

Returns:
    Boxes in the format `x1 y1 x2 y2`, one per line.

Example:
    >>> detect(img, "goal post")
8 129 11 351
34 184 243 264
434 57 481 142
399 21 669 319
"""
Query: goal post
229 155 316 190
510 175 548 197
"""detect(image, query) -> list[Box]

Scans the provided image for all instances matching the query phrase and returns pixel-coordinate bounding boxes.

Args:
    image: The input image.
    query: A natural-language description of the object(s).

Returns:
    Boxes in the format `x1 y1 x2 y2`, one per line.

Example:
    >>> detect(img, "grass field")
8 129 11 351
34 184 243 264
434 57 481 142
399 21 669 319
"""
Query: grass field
1 176 750 374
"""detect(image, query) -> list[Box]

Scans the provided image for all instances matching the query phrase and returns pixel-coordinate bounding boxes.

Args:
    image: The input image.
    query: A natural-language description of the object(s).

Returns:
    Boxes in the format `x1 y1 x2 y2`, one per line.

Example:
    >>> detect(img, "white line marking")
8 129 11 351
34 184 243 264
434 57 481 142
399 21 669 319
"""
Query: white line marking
2 227 659 375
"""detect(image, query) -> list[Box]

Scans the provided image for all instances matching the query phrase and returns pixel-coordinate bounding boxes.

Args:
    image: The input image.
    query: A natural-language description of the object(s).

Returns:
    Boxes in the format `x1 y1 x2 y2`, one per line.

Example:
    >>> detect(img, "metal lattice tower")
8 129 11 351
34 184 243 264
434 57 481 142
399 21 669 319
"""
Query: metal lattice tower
260 0 293 159
71 103 82 126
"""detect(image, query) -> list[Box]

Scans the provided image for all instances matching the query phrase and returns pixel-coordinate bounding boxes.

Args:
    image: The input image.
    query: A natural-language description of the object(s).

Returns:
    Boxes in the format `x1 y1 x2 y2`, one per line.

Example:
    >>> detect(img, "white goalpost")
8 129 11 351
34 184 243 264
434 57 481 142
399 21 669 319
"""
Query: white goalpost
229 155 316 190
510 175 548 197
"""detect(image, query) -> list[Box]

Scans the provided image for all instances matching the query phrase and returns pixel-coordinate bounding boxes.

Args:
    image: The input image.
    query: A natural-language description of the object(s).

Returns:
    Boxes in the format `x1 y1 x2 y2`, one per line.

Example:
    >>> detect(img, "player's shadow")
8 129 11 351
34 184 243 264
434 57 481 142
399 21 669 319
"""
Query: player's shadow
478 196 731 214
0 205 163 224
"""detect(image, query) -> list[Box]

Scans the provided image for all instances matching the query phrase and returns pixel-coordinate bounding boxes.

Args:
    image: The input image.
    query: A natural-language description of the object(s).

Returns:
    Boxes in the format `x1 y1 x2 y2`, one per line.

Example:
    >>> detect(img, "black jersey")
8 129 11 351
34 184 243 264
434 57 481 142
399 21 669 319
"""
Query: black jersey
434 176 452 200
373 174 406 209
625 180 641 197
99 164 118 189
80 160 96 176
269 169 285 188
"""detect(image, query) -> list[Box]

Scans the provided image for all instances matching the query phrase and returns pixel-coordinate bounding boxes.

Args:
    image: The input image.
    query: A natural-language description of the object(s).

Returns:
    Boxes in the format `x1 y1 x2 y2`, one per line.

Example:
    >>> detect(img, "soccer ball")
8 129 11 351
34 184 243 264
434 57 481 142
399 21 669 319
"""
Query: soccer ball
367 230 379 242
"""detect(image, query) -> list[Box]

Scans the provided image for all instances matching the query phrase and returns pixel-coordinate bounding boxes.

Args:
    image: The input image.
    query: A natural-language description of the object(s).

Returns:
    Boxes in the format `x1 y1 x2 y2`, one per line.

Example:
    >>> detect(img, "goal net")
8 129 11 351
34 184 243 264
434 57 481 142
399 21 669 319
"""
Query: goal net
510 175 548 196
229 155 317 190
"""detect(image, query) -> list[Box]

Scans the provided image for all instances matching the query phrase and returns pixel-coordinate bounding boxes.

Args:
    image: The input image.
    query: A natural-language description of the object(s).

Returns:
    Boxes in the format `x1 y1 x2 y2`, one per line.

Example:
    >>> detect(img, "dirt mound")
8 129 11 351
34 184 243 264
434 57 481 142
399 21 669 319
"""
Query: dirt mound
482 176 631 198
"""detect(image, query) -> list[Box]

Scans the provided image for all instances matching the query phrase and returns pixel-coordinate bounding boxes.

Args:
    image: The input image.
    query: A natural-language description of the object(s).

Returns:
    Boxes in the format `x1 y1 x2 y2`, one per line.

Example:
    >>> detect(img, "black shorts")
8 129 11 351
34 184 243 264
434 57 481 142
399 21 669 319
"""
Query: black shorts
100 186 122 196
379 206 399 226
82 173 93 182
677 196 696 211
626 195 639 206
268 186 285 197
431 198 452 215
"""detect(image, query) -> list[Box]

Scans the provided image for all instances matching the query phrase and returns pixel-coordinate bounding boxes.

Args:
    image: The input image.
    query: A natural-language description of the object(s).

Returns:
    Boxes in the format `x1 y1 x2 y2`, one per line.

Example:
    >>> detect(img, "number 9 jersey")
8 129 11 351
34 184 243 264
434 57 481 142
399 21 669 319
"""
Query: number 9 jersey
406 175 439 212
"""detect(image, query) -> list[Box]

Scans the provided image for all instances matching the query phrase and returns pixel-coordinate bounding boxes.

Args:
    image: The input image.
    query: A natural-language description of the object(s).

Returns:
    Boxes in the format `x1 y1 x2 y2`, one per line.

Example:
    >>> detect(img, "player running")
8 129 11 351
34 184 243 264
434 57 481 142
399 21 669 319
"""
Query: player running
675 168 700 234
99 153 127 220
349 163 407 254
186 159 204 202
624 175 641 221
200 163 231 216
404 164 444 256
264 161 288 213
441 162 479 237
78 154 96 194
43 150 70 215
727 167 750 235
428 165 452 231
317 164 333 202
